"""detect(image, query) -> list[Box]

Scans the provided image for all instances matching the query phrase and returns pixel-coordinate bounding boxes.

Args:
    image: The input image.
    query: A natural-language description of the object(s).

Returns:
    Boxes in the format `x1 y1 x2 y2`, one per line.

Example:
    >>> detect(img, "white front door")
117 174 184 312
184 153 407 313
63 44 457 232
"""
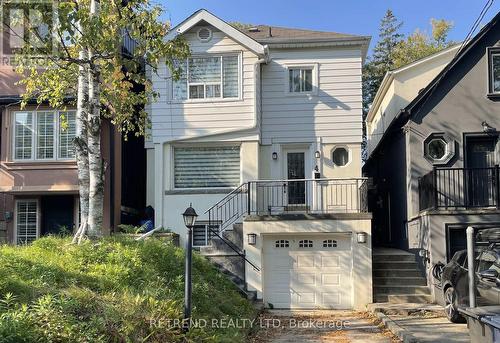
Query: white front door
263 234 353 309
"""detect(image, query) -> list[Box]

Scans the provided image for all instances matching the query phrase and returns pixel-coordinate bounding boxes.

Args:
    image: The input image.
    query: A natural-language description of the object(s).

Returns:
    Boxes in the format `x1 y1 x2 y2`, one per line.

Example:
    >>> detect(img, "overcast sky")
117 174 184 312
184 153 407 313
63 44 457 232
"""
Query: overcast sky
159 0 499 55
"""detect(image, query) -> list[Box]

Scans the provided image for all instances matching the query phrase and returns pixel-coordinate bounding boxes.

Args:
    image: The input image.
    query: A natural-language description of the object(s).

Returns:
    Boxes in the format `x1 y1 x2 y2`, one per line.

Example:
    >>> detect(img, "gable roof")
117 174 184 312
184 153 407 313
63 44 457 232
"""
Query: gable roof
165 9 267 56
366 44 460 124
365 10 500 164
241 25 368 44
166 9 370 58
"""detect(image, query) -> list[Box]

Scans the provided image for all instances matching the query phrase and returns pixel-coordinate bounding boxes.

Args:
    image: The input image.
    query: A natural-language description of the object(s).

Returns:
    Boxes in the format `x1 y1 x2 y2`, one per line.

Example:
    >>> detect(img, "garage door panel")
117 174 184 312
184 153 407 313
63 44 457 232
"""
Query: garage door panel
295 254 315 268
321 273 340 286
293 272 316 286
264 234 352 309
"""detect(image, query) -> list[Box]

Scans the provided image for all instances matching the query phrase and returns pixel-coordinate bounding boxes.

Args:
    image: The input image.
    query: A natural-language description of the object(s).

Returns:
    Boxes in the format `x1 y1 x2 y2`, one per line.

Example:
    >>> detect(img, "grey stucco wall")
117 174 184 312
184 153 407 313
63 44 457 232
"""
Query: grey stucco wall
407 30 500 220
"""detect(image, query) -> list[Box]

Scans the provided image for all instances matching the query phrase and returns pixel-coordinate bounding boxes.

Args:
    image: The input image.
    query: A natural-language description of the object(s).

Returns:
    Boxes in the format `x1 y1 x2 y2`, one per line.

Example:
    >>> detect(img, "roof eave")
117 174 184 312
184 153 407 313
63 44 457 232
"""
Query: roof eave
165 9 266 56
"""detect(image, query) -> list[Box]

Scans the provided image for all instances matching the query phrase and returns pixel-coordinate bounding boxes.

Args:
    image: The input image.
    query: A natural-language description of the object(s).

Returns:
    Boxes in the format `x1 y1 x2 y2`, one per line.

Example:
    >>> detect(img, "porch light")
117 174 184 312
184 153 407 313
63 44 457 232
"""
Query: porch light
248 233 257 245
357 232 367 244
182 204 198 229
272 152 278 160
315 150 321 159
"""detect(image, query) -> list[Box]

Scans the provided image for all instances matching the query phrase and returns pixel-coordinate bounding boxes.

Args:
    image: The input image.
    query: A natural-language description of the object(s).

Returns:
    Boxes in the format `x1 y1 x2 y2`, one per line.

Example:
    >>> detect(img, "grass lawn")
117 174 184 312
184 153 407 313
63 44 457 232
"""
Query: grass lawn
0 236 256 342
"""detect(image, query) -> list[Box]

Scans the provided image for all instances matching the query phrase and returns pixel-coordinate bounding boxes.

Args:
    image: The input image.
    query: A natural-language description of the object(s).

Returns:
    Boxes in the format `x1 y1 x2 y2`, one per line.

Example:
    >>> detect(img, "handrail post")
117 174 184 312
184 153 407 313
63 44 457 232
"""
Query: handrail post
433 167 438 210
496 165 500 209
247 182 251 215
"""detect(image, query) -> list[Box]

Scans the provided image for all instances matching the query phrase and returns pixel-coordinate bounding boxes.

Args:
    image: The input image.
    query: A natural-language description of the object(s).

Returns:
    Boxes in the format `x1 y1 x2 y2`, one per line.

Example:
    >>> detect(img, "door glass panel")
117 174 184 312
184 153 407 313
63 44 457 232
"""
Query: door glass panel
287 152 305 205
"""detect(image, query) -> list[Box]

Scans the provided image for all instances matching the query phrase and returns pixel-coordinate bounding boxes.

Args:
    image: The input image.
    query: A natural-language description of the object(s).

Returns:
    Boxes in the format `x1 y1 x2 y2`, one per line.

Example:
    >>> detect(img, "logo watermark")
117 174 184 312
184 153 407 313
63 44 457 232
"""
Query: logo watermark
0 0 57 66
149 317 351 330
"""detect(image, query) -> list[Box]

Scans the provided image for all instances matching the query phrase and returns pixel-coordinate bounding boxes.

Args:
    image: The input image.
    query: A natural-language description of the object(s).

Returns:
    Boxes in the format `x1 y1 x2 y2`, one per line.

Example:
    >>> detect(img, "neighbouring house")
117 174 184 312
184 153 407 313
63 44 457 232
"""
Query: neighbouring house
364 11 500 304
0 37 147 244
147 9 372 309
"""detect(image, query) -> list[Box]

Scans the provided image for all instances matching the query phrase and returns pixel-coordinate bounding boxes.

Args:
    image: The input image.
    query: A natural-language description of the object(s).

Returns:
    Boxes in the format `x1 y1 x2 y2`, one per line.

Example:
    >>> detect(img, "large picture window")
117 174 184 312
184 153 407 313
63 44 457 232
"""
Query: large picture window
174 146 240 188
173 55 240 100
13 110 77 161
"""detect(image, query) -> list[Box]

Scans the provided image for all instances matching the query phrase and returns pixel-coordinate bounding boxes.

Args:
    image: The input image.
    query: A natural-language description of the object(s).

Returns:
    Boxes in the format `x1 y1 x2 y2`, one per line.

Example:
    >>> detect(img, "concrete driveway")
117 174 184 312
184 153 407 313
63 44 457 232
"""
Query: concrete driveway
248 310 400 343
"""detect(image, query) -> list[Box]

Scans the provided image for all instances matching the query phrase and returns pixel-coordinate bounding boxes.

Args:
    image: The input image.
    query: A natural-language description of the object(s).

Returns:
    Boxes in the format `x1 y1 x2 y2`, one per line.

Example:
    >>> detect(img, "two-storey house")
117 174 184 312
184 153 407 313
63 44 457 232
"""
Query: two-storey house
364 11 500 305
147 9 372 309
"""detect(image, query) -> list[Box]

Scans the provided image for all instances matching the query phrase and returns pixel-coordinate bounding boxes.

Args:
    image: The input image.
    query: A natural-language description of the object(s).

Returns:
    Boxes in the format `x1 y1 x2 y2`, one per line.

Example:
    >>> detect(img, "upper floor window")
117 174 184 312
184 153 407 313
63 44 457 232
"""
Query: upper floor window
488 47 500 97
173 55 240 101
13 110 76 161
289 68 312 93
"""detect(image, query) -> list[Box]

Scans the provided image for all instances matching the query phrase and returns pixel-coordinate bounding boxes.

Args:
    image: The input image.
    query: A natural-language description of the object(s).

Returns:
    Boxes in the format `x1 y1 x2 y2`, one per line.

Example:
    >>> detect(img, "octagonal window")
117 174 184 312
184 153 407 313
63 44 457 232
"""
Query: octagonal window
423 133 455 165
332 147 349 167
427 138 447 160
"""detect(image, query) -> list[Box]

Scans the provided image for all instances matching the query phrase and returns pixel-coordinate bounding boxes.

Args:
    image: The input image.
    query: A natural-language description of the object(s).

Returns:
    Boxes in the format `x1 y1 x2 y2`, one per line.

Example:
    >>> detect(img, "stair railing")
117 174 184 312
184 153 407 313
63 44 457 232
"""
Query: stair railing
205 182 249 233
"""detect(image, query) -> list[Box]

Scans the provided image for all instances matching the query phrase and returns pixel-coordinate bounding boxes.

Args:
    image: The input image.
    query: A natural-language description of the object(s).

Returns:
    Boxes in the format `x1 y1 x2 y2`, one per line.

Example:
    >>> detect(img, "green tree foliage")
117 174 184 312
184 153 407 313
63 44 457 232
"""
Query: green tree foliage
393 19 455 69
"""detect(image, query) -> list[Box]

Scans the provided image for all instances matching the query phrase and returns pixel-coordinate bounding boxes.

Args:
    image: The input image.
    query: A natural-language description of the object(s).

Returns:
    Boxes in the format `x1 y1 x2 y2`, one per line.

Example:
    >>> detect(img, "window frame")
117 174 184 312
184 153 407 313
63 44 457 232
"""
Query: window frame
285 63 319 96
13 198 40 245
172 52 243 103
423 132 455 165
331 145 351 168
487 47 500 98
12 110 77 162
171 144 242 191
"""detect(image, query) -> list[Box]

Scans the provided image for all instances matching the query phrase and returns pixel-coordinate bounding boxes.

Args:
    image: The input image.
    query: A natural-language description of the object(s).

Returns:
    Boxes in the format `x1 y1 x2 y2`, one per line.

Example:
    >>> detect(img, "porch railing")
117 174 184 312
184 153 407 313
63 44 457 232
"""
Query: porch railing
205 178 368 232
418 166 500 211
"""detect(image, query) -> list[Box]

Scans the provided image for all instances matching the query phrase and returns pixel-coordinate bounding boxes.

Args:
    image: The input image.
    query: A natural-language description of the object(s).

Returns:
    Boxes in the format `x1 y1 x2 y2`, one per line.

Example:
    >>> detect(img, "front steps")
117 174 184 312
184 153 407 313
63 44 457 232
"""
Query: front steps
373 249 432 303
200 224 256 300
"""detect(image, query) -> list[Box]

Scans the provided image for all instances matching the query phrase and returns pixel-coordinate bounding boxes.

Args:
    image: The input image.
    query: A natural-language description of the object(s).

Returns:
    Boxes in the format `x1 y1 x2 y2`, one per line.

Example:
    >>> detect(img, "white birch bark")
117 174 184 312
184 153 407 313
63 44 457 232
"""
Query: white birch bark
72 36 90 243
87 0 104 238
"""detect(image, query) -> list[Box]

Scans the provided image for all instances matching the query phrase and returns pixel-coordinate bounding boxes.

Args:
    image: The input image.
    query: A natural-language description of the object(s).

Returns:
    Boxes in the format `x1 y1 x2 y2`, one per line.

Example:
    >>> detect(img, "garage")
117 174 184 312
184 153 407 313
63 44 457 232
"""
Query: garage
263 233 353 309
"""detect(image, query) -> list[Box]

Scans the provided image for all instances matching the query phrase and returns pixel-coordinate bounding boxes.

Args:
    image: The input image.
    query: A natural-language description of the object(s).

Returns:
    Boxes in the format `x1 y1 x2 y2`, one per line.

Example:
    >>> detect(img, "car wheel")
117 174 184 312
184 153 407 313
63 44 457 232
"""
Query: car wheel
444 286 465 323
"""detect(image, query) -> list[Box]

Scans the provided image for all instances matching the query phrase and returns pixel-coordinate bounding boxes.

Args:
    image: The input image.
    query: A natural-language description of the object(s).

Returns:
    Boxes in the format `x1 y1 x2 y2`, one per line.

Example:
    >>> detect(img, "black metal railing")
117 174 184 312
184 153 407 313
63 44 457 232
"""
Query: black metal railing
248 178 369 215
205 178 369 231
418 166 500 211
206 183 249 233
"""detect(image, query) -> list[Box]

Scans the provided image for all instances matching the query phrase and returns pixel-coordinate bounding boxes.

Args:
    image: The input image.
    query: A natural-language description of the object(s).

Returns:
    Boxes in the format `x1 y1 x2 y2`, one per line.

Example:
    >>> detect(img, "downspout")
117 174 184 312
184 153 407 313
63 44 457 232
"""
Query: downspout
169 45 269 143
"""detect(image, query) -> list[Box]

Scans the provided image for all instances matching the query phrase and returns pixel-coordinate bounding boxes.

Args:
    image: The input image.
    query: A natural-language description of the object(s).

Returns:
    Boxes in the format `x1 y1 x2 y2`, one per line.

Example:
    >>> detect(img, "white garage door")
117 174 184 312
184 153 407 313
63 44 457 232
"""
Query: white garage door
263 234 353 309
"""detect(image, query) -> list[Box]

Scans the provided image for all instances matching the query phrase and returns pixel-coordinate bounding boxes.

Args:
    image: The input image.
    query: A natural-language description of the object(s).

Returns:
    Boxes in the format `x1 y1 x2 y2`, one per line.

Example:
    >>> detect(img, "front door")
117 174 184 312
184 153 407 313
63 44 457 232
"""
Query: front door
465 136 498 207
286 152 306 205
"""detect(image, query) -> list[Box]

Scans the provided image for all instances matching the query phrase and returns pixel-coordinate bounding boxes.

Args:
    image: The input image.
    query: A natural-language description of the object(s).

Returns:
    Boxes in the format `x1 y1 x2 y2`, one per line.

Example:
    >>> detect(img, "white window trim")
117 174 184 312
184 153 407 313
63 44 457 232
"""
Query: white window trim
331 145 351 168
12 110 77 162
170 144 242 191
13 198 40 245
284 63 319 96
171 52 243 103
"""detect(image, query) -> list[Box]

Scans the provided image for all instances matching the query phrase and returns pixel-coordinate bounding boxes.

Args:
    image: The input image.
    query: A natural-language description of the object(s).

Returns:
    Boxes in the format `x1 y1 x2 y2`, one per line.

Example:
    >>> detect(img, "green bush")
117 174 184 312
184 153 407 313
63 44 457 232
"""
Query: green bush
0 237 256 342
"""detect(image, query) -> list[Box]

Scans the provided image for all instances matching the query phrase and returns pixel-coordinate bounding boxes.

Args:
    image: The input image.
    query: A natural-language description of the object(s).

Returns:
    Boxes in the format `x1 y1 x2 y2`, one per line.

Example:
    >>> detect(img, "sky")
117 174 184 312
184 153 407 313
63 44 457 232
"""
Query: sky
158 0 500 55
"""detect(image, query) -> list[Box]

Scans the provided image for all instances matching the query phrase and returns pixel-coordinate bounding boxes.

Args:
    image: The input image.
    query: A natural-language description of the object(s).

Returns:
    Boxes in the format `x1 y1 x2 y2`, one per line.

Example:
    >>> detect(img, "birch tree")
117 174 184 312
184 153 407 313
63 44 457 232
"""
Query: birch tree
11 0 189 241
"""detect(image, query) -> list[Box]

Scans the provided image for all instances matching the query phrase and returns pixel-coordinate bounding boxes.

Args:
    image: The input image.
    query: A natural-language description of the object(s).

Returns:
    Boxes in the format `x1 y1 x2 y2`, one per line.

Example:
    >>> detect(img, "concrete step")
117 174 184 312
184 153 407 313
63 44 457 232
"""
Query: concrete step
373 262 419 270
373 277 427 286
373 254 416 262
222 224 243 250
373 269 423 278
374 285 431 295
374 294 433 304
209 259 256 301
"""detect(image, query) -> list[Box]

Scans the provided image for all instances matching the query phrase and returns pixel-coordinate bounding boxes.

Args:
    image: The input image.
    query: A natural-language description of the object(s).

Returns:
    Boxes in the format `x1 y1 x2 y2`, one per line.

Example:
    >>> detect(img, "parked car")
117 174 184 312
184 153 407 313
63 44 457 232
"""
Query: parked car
441 242 500 323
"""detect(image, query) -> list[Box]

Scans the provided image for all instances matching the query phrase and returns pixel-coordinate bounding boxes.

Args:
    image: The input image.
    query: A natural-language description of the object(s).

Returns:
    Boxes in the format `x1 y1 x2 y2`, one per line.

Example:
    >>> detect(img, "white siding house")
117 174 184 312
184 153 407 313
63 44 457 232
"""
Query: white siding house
147 9 372 310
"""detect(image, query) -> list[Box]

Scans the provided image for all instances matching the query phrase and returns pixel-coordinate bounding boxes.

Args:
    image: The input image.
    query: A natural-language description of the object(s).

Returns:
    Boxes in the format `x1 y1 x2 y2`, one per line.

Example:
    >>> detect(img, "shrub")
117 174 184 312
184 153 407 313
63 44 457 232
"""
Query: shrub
0 237 255 342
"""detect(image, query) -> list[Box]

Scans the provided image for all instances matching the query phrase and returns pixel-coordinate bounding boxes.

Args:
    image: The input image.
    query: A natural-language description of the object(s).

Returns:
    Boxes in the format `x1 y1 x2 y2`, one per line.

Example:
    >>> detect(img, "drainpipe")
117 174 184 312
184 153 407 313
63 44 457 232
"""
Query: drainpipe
467 226 476 308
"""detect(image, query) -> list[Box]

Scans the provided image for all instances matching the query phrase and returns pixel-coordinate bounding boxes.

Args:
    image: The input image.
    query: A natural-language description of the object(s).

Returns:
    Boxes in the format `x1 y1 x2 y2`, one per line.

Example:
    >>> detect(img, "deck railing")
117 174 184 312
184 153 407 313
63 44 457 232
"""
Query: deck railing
418 166 500 211
205 178 369 232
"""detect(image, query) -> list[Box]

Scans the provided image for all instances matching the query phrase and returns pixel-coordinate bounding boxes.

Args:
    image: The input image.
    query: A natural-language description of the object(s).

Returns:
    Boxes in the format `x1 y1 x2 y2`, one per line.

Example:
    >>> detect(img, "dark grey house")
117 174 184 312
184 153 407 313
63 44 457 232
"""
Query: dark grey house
364 11 500 303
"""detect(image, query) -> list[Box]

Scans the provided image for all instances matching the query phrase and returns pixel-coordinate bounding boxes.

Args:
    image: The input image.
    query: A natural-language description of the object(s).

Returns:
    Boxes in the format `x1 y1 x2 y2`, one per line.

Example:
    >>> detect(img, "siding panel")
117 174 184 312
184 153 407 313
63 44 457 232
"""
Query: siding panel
261 48 363 144
148 25 258 143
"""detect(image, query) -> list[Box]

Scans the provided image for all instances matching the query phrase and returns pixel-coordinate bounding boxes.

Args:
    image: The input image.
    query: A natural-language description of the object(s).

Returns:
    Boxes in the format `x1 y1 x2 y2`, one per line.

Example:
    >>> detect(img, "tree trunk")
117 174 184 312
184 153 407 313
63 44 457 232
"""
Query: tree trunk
87 0 104 238
72 45 90 244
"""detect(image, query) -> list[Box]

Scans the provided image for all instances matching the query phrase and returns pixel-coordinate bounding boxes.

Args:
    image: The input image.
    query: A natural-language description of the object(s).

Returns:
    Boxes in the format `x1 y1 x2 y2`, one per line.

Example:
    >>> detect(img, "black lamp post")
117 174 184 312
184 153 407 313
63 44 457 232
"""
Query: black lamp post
181 204 198 332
